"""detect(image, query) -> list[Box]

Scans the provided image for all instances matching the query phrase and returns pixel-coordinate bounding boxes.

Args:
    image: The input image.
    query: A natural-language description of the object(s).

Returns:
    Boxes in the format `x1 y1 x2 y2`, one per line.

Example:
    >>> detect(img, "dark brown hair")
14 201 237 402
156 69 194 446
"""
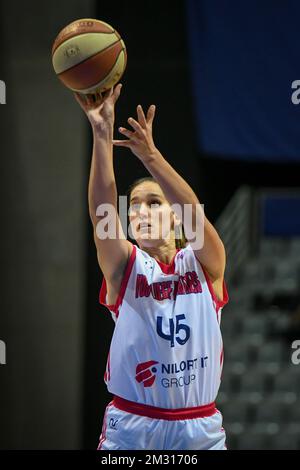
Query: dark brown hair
127 176 187 249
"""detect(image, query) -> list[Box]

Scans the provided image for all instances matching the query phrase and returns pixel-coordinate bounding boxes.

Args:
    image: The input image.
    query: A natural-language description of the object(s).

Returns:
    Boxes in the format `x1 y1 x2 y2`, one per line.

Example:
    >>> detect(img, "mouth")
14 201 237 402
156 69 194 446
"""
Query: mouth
138 222 152 231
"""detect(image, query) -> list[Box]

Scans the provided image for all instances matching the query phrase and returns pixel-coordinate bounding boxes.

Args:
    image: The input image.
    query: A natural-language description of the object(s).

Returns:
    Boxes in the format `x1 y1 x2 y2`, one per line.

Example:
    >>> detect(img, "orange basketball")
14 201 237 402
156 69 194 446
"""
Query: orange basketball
52 18 127 94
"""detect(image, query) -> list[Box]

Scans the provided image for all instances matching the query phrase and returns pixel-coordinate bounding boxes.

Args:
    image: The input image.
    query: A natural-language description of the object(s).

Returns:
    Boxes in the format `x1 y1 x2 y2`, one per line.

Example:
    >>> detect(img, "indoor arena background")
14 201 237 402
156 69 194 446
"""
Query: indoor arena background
0 0 299 449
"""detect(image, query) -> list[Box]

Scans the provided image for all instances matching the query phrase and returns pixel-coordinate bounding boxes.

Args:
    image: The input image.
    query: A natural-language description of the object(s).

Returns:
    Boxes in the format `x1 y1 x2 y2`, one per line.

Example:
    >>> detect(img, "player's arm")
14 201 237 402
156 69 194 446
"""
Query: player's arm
112 104 225 283
137 151 226 283
75 85 132 284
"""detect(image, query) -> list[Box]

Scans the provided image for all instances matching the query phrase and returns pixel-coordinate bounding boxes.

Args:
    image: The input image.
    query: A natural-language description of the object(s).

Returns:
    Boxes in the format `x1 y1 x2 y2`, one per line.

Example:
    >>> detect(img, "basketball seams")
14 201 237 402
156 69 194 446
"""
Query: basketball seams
52 33 121 76
51 18 115 55
58 43 126 92
57 36 120 77
52 29 115 55
74 50 126 94
52 18 126 94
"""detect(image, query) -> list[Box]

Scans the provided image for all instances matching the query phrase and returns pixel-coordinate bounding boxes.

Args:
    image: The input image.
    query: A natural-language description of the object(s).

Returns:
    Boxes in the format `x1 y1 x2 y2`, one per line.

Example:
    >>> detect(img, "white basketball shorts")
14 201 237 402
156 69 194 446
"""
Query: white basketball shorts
97 397 227 450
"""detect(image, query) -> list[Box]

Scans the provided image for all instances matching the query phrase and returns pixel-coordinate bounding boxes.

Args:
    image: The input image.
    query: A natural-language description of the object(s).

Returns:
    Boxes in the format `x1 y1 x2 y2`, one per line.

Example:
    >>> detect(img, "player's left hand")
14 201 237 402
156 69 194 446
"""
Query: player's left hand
112 104 157 160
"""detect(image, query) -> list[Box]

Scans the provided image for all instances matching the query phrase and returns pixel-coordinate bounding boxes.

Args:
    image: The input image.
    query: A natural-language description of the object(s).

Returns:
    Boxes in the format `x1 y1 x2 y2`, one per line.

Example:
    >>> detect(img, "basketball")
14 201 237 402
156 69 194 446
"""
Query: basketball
51 18 127 94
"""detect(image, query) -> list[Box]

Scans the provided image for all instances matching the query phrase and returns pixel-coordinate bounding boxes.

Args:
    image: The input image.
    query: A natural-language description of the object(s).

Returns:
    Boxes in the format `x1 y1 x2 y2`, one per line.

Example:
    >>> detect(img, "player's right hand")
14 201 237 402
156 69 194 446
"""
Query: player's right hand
74 83 122 133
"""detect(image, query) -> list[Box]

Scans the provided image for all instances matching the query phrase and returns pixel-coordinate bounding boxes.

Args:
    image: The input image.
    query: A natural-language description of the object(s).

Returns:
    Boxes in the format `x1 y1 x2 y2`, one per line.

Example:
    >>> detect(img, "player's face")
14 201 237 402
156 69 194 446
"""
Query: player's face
129 182 176 248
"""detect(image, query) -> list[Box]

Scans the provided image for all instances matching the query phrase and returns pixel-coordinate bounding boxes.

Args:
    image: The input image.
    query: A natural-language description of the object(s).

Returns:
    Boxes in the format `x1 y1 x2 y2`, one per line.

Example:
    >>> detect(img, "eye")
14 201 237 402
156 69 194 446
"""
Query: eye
129 203 141 212
149 199 161 208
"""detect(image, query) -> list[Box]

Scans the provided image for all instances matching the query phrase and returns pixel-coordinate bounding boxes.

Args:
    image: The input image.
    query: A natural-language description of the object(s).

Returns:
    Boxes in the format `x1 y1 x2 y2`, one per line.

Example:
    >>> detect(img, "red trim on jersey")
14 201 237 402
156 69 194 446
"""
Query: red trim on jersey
154 248 181 274
196 260 229 314
113 395 217 421
104 349 111 383
220 348 224 367
220 347 225 380
99 244 137 318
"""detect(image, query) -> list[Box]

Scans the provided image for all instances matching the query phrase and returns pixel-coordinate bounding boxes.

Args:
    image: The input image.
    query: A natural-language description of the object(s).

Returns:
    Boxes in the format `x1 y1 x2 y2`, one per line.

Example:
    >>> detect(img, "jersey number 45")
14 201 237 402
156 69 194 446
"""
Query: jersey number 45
156 314 190 348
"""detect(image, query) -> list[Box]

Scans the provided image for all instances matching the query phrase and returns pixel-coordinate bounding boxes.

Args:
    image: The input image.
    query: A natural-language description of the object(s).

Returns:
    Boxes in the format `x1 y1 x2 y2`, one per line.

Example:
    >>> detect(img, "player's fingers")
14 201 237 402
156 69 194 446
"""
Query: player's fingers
103 88 113 102
112 139 131 147
86 94 95 106
95 91 103 103
137 105 147 128
90 93 98 105
127 117 144 135
147 105 156 126
118 126 134 139
113 83 122 103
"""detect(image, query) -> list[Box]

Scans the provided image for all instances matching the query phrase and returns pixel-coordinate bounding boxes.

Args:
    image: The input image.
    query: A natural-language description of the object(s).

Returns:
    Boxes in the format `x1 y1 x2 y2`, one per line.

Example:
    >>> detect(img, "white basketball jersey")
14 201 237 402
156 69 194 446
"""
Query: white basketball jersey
99 242 229 409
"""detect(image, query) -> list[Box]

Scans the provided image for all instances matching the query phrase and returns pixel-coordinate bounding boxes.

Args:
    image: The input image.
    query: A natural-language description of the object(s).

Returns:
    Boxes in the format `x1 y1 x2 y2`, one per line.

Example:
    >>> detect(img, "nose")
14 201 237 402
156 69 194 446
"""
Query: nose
139 202 150 217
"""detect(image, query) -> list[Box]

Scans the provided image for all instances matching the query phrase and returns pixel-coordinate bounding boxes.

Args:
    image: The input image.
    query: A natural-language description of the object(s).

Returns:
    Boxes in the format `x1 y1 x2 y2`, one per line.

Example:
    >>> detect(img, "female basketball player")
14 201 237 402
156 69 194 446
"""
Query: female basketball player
75 84 229 450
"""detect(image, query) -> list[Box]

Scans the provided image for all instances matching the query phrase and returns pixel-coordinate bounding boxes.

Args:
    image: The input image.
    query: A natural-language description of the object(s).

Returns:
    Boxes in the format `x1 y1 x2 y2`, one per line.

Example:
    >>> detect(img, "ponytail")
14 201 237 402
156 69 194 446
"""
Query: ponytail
175 223 187 250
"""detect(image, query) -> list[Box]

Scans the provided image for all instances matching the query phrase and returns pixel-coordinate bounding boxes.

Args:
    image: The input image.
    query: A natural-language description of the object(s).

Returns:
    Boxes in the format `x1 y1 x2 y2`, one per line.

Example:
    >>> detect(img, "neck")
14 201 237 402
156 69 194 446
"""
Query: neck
142 239 178 264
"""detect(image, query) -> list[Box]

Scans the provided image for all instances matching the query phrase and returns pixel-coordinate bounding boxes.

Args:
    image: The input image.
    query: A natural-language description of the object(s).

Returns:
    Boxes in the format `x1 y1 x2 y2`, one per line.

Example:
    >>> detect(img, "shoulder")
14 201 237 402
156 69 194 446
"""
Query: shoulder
184 243 228 304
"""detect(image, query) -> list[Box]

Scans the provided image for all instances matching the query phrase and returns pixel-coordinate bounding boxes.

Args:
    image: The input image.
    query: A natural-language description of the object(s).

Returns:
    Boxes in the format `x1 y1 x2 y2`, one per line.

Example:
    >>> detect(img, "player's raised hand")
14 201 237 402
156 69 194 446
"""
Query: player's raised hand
74 83 122 132
112 104 157 160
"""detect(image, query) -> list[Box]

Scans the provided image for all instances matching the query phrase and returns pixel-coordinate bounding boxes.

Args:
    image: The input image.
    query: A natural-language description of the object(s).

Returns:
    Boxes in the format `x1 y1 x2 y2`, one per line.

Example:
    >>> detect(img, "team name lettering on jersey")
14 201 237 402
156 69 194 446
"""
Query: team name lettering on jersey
135 271 202 300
